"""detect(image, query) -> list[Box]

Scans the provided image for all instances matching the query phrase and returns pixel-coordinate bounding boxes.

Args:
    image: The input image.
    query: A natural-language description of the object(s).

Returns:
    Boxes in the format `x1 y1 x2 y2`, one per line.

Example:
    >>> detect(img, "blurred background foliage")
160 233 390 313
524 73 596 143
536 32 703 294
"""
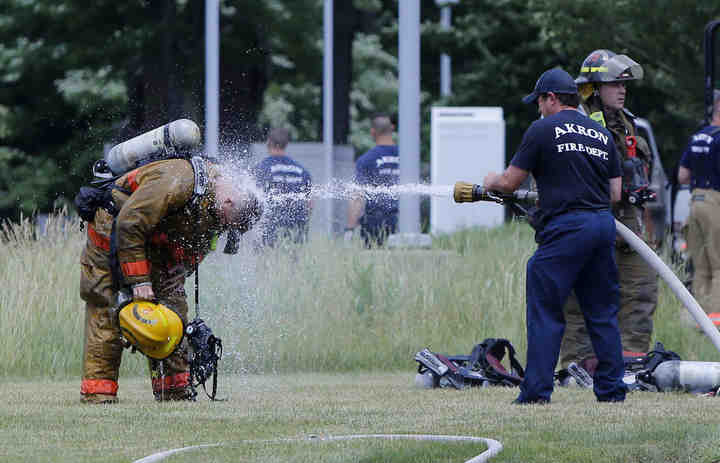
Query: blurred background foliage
0 0 718 219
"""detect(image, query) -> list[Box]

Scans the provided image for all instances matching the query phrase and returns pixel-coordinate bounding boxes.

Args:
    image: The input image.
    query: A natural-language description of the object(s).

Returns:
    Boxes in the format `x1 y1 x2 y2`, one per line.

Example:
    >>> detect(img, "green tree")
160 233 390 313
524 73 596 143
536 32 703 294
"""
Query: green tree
532 0 720 172
0 1 130 218
3 0 717 223
0 0 317 219
422 0 565 164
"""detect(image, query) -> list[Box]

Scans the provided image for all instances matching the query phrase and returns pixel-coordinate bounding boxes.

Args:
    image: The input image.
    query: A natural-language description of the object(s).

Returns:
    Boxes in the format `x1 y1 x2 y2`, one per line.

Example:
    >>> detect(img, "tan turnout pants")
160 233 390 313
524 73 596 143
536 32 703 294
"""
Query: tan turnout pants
686 188 720 315
80 211 191 400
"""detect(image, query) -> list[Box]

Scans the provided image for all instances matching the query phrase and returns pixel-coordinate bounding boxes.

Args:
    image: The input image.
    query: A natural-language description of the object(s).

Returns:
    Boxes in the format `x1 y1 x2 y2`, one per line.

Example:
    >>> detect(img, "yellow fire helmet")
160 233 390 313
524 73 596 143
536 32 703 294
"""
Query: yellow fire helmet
118 301 184 360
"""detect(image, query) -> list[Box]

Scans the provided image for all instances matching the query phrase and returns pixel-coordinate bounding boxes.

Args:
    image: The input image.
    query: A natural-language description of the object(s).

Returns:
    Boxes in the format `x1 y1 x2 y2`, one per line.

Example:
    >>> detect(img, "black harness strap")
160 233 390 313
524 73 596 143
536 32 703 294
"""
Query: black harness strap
109 219 124 293
188 258 224 401
468 338 524 386
195 259 200 318
415 339 525 389
635 342 681 373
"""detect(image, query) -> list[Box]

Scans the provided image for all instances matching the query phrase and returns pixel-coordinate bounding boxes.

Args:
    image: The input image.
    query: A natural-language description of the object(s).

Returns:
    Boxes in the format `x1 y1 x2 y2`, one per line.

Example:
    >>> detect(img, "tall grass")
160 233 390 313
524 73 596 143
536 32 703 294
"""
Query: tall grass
200 223 531 374
0 213 146 378
1 212 718 379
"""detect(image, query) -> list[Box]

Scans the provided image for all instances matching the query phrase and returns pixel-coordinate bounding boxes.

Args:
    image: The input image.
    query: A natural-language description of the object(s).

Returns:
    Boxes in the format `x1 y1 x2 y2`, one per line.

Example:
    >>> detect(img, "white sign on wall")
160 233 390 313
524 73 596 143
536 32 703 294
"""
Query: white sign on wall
430 107 505 234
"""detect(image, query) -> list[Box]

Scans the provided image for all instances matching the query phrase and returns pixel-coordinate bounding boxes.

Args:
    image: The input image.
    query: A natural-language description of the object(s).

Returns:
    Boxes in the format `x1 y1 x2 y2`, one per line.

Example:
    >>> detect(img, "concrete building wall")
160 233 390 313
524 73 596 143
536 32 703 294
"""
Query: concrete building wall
247 142 356 235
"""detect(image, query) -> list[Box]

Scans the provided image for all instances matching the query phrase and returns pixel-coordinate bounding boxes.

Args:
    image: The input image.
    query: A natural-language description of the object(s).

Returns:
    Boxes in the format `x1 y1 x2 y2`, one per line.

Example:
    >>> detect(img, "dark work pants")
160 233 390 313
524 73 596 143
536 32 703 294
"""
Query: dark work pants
360 215 397 247
517 210 626 403
262 223 308 248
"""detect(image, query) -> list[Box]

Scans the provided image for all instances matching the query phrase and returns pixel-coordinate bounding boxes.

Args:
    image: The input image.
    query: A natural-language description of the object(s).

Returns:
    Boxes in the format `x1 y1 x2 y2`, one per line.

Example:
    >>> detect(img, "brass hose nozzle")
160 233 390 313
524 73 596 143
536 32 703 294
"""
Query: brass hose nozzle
453 181 484 203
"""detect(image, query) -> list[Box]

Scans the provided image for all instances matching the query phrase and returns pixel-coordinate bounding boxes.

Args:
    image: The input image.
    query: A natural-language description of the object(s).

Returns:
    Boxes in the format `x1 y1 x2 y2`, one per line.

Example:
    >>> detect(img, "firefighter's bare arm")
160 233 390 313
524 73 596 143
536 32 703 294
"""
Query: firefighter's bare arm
346 195 365 230
677 166 691 185
610 177 622 204
483 166 529 193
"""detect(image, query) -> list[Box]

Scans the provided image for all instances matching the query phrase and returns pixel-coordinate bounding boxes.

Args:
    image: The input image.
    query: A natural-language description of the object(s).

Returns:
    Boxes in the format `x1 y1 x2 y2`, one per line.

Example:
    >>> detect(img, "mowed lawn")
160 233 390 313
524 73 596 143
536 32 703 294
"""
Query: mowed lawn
2 372 719 462
3 217 720 461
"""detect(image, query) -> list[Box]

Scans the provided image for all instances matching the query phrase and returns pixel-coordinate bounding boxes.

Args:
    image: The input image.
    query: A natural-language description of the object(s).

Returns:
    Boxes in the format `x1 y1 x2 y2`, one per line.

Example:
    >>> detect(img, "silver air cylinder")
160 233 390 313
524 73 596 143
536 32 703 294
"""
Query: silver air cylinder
414 372 437 389
105 119 201 175
652 361 720 393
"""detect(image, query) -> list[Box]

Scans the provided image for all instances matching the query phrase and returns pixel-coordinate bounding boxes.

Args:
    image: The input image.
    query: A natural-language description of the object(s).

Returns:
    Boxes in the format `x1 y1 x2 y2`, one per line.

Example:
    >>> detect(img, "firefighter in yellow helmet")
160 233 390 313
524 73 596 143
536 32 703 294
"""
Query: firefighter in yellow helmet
558 50 659 383
79 158 262 404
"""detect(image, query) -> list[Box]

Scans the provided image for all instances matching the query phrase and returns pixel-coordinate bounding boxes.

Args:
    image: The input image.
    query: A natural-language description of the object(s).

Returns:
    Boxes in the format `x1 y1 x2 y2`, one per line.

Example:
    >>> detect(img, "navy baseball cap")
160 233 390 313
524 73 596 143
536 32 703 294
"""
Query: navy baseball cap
522 68 578 104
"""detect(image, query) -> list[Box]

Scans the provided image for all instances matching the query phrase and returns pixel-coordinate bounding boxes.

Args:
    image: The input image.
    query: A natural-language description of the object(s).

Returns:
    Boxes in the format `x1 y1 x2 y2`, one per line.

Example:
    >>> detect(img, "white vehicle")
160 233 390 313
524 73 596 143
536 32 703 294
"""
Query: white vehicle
635 117 692 263
672 185 691 261
635 117 669 247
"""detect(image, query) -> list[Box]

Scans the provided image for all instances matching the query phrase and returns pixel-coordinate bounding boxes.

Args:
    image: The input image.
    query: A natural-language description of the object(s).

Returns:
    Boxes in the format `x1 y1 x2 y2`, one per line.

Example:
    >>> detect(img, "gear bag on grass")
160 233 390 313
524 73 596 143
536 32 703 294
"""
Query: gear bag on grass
624 341 681 374
555 341 682 390
629 342 682 391
414 338 524 390
467 338 525 386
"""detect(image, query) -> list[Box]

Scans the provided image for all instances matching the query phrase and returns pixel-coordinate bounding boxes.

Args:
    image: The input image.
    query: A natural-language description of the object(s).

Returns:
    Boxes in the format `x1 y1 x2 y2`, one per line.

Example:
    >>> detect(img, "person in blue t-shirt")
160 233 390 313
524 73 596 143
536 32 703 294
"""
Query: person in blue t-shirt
483 68 626 404
252 128 312 247
345 113 399 247
678 90 720 321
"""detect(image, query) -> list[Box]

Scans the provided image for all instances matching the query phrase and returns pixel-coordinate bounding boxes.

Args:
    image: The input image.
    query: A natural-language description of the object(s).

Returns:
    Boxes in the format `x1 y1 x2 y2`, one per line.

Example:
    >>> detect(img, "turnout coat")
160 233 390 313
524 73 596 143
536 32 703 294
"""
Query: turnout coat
79 158 225 399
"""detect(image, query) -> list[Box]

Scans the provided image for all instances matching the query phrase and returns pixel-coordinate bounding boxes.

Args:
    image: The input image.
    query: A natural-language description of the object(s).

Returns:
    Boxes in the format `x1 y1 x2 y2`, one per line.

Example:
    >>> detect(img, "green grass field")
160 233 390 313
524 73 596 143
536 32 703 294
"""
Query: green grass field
2 213 720 462
2 373 720 462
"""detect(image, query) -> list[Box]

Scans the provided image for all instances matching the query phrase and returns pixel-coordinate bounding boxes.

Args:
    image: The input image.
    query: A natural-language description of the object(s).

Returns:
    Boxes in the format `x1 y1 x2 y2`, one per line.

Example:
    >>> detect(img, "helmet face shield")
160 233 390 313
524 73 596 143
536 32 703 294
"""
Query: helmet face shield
603 54 643 82
576 49 643 84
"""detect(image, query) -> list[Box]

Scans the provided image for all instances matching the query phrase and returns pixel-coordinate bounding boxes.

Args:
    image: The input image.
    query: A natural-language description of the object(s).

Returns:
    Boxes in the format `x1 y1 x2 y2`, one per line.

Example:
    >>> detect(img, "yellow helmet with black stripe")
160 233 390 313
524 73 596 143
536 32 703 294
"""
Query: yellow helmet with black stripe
118 301 184 360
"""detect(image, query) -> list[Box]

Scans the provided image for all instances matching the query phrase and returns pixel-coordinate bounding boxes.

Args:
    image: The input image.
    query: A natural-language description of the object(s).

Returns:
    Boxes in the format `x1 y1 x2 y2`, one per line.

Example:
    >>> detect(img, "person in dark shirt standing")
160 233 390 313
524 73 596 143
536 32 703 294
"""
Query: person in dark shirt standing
483 68 626 404
253 128 312 248
346 113 399 247
678 90 720 323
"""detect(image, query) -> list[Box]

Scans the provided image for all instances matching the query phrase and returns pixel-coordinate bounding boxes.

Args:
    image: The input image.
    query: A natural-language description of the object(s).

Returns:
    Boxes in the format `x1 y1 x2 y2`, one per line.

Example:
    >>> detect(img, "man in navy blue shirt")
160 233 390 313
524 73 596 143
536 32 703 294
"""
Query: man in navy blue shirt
346 113 399 247
483 68 626 404
252 128 312 247
678 90 720 322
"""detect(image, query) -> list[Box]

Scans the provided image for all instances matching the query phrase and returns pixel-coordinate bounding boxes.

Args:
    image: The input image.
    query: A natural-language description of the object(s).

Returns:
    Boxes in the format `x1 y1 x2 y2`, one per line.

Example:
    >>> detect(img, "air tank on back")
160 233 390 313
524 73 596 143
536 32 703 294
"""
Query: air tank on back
105 119 201 175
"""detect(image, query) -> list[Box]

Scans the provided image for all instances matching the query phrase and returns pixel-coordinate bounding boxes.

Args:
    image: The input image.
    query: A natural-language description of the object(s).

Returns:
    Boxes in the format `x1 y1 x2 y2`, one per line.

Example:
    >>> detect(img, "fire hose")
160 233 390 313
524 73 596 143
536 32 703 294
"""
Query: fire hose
453 182 720 355
133 434 503 463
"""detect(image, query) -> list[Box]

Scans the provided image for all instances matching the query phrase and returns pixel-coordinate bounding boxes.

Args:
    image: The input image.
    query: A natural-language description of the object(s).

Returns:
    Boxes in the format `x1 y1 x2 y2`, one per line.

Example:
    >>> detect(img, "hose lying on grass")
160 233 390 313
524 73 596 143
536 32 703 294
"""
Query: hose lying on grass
132 434 503 463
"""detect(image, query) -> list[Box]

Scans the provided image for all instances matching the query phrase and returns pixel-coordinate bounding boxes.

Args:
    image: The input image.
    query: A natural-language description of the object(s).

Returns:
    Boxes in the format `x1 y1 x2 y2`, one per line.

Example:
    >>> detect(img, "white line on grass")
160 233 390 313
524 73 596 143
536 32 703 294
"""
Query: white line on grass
132 434 503 463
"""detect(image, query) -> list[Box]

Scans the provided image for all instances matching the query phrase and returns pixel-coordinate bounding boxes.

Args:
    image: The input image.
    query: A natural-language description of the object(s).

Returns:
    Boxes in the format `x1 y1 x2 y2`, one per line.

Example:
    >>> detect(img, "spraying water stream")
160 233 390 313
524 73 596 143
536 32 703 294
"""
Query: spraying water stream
254 180 455 203
201 175 459 376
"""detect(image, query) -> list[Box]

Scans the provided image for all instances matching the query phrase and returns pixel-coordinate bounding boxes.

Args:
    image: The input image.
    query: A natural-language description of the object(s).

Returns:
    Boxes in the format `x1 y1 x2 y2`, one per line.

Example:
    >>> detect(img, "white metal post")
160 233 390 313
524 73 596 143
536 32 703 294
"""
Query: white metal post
398 0 421 233
205 0 219 159
440 6 452 96
323 0 334 233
